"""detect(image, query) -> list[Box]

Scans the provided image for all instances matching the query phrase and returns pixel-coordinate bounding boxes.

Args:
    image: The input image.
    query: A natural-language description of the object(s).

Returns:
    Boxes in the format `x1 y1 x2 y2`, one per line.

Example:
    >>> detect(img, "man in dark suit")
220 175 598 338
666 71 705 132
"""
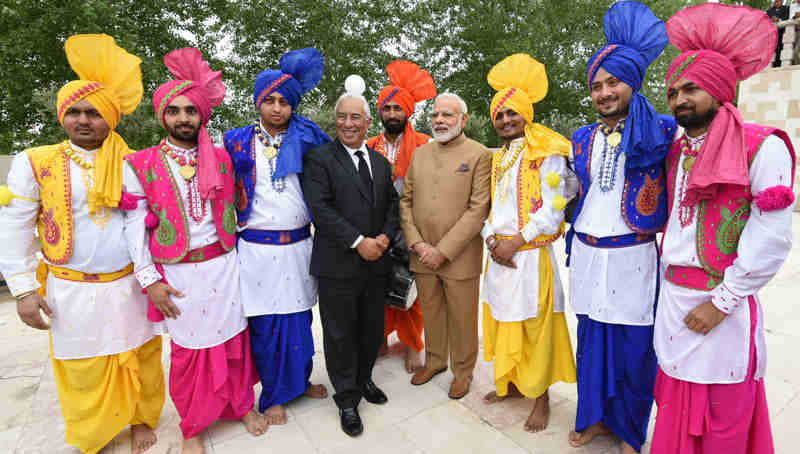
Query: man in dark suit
301 89 400 437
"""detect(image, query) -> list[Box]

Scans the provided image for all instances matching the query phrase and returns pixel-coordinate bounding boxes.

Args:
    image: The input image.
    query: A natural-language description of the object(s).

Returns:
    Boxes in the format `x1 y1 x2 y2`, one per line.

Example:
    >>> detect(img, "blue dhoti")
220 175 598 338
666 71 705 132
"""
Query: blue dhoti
575 315 657 452
248 310 315 412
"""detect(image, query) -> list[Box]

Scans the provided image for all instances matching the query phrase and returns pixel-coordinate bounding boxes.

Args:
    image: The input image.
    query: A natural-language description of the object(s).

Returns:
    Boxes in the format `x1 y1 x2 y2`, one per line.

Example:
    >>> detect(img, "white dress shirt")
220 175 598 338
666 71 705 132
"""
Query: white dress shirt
569 131 659 325
655 134 793 383
480 139 570 321
342 140 372 248
122 140 246 349
0 143 155 359
237 125 317 316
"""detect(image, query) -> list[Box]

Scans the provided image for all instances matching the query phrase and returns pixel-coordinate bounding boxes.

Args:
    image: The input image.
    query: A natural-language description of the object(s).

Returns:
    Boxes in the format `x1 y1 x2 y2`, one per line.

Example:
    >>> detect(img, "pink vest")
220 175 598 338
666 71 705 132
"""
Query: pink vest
665 124 795 287
126 145 237 264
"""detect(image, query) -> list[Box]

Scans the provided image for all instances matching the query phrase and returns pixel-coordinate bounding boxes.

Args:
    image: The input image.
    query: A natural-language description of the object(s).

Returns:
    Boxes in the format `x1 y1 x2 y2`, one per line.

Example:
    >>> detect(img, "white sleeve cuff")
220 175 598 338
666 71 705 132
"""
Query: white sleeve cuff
135 265 162 289
710 282 746 315
5 272 40 297
481 222 494 240
351 235 365 249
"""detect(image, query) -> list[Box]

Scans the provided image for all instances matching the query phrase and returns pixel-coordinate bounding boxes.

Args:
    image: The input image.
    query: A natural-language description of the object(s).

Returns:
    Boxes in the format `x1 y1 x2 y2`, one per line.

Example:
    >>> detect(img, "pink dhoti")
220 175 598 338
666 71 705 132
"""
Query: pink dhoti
651 296 774 454
170 328 259 439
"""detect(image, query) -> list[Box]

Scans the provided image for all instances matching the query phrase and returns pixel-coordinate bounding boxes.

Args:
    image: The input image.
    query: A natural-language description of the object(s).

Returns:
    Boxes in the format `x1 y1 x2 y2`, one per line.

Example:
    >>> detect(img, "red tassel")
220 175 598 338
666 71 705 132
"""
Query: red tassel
145 212 159 229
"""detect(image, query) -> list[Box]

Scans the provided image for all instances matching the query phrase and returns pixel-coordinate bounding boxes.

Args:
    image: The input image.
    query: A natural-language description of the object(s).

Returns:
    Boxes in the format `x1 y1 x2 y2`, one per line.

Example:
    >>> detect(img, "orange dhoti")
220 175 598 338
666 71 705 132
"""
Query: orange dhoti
384 299 424 352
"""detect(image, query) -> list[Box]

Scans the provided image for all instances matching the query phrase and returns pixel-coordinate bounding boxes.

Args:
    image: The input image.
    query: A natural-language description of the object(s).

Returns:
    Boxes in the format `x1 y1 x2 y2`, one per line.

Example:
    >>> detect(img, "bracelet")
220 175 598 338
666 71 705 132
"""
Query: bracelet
487 236 497 250
15 290 36 301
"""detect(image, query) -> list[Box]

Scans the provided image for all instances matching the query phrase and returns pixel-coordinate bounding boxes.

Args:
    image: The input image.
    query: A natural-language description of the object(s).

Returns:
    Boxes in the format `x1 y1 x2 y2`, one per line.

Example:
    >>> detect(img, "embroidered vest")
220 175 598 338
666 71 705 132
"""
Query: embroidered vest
125 145 237 264
665 123 796 288
224 125 258 226
27 143 75 265
490 147 563 248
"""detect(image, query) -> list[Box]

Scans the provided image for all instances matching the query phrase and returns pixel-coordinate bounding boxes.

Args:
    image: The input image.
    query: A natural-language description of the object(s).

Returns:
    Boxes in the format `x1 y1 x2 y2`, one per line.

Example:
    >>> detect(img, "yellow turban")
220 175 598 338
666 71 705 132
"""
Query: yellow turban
488 54 569 160
56 34 143 213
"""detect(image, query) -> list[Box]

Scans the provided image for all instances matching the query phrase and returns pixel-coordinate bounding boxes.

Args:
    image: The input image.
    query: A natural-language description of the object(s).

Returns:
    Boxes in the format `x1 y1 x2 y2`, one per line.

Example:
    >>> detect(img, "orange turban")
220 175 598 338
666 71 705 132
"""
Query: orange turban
488 54 569 160
55 34 143 213
376 61 437 118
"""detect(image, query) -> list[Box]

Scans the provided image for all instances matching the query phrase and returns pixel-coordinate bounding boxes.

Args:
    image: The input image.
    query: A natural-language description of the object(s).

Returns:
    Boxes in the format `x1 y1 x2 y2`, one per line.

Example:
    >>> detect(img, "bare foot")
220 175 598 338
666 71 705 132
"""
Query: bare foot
524 391 550 433
131 424 157 454
620 440 638 454
181 436 204 454
568 421 612 447
243 409 269 435
264 405 287 425
378 339 389 356
482 382 523 404
404 347 423 373
304 383 328 399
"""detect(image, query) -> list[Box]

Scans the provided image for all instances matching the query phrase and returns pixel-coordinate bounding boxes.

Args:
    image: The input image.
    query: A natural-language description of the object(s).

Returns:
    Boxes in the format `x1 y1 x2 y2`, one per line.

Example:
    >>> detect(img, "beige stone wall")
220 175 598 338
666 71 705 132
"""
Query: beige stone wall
738 66 800 210
0 155 12 185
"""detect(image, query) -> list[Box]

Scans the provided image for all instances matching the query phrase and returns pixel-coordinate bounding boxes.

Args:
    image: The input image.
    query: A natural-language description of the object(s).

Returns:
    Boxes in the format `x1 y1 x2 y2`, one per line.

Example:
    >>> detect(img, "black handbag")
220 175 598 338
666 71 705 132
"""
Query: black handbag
385 232 416 310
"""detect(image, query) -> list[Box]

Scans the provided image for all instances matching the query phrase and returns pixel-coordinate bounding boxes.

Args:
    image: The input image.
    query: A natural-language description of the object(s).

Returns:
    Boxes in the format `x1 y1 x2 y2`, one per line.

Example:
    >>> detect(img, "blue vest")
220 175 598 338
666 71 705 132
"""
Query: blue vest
224 125 259 226
565 114 677 264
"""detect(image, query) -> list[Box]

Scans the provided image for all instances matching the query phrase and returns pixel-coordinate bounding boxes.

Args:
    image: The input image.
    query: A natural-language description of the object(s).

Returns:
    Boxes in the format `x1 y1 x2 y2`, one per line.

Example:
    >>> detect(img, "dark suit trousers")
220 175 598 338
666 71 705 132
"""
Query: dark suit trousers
318 271 387 409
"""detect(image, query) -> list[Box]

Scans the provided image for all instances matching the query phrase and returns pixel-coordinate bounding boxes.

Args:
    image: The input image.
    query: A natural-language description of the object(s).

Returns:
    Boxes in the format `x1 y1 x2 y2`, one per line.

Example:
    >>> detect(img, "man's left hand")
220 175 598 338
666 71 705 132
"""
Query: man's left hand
375 234 390 252
491 234 525 269
684 301 727 335
420 247 447 270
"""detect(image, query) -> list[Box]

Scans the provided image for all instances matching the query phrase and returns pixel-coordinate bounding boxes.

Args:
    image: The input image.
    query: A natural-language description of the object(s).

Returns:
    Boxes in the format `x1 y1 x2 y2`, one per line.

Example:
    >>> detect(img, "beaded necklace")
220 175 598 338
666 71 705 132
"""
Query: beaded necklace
62 141 112 228
677 133 705 228
597 120 625 192
161 140 207 223
496 140 524 205
253 121 287 193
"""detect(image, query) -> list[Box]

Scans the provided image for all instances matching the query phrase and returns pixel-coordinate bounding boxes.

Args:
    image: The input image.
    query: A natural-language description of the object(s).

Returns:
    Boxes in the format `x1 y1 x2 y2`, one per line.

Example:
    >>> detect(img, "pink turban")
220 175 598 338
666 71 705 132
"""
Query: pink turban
153 48 226 200
665 4 776 206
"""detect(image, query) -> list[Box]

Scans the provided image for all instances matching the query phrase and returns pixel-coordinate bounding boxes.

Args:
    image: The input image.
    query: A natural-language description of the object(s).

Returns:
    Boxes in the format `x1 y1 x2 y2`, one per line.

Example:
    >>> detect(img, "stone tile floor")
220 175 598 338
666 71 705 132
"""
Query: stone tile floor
2 214 800 454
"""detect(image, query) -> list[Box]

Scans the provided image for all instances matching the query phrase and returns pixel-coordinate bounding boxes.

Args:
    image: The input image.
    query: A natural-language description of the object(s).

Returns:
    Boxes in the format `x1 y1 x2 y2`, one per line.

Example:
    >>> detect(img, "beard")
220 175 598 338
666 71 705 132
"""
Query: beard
597 99 630 118
167 123 200 143
675 105 718 130
381 116 407 135
433 124 462 143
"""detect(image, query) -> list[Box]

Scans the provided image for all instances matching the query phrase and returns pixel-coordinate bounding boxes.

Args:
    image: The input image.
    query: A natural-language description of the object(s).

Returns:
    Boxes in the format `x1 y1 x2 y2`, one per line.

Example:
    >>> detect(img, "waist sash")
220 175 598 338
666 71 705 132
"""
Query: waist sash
665 265 721 291
495 233 547 252
178 241 229 264
239 224 311 245
47 263 134 283
576 232 656 249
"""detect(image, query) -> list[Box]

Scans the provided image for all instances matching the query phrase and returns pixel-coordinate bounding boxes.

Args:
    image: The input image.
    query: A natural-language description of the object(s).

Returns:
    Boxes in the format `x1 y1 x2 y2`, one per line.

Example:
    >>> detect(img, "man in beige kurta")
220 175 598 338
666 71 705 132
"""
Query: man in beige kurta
400 92 491 399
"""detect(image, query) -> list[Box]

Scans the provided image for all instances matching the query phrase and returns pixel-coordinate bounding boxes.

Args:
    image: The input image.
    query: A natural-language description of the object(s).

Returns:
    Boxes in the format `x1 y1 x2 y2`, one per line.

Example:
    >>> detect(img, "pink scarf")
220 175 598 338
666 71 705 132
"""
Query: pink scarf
152 48 226 200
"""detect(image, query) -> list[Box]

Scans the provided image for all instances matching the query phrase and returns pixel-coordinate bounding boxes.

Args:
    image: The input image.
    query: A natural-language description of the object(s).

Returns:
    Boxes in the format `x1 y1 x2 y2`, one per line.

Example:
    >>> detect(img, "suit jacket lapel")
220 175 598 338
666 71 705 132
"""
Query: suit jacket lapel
332 139 371 203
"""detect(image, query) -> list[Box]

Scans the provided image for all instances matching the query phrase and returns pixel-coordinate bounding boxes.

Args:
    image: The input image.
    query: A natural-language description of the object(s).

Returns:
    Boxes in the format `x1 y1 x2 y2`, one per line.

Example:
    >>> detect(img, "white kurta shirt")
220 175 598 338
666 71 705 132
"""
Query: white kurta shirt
655 134 793 383
570 130 659 325
123 140 246 349
0 143 156 359
237 126 317 316
480 138 570 321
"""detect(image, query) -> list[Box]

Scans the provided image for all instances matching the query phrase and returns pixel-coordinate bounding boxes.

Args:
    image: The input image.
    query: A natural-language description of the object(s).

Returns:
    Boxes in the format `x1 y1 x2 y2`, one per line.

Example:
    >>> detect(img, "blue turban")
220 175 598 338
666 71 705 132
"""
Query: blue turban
586 1 670 168
252 48 330 180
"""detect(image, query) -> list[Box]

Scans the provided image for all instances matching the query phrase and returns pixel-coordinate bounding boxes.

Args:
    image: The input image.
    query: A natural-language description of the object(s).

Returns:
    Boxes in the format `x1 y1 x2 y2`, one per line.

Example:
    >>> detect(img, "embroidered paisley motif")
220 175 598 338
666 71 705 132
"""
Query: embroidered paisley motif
155 208 178 246
716 198 749 255
635 173 663 216
222 201 237 234
41 208 60 245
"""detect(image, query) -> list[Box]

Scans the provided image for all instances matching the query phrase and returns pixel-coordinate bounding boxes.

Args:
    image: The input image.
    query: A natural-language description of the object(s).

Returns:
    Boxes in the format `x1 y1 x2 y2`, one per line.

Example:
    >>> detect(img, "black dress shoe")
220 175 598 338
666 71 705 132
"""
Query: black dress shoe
339 407 363 437
361 379 388 404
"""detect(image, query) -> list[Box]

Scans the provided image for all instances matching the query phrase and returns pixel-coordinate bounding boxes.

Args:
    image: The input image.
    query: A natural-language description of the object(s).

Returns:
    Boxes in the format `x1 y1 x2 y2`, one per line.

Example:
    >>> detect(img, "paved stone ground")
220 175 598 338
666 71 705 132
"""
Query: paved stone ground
2 214 799 454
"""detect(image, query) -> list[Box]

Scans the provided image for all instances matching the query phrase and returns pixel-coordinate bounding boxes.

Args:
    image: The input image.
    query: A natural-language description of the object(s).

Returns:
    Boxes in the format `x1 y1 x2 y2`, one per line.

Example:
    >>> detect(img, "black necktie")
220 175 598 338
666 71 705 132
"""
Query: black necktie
355 150 374 203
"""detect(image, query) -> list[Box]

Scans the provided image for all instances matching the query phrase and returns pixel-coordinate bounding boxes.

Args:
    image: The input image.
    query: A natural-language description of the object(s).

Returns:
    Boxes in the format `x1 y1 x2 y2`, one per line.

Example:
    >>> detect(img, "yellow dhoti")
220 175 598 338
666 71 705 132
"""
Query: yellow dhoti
483 250 576 398
51 335 165 454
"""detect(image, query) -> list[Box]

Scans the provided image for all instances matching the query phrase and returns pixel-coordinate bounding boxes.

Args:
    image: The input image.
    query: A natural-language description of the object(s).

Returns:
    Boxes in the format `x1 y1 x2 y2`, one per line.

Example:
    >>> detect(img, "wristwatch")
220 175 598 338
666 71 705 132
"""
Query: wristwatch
487 235 498 250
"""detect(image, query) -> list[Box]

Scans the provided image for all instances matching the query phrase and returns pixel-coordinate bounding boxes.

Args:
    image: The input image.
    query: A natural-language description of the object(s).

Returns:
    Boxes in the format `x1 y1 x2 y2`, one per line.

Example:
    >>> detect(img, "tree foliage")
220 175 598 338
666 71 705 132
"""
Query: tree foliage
0 0 778 153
